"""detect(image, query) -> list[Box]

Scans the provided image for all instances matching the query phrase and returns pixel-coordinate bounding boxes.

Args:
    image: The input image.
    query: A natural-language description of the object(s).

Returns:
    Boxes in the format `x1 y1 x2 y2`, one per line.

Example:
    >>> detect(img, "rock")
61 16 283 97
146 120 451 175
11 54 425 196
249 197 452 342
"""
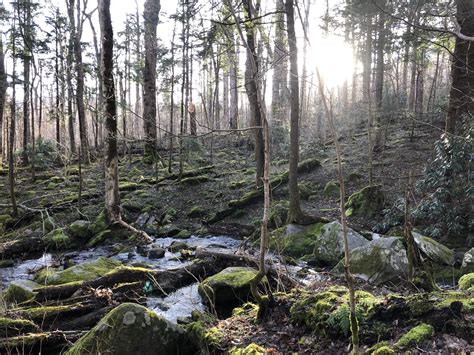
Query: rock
412 232 455 266
67 220 91 240
0 259 14 267
395 323 434 349
135 212 150 227
169 241 191 253
157 224 181 237
42 229 71 249
175 230 192 239
334 237 409 285
65 303 194 355
35 257 122 285
188 206 204 218
323 180 340 197
269 223 324 259
313 221 370 266
3 280 42 303
461 248 474 273
148 247 166 260
458 273 474 291
345 185 384 217
198 266 260 318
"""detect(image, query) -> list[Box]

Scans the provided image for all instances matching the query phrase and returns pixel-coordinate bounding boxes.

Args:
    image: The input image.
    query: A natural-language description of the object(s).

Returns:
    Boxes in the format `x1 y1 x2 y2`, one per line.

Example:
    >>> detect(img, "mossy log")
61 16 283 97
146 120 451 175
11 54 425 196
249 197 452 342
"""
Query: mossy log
0 235 45 259
0 330 86 354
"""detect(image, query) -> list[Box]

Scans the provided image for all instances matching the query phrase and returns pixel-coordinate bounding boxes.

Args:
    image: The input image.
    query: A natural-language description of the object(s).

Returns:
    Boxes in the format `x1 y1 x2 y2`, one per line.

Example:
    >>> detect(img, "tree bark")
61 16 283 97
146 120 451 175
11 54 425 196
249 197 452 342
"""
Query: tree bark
0 36 6 168
286 0 303 223
66 5 76 154
229 33 239 129
142 0 160 160
446 0 474 134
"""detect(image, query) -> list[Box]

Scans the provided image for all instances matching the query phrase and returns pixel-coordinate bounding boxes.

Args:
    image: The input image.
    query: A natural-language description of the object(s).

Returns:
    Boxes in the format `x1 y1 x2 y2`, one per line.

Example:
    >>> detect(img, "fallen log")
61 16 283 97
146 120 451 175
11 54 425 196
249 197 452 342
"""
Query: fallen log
0 330 86 354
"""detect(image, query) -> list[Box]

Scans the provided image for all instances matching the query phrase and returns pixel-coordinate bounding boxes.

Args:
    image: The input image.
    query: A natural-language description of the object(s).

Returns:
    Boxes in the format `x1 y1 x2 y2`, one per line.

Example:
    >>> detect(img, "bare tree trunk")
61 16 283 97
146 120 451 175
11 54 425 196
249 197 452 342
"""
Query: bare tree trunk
286 0 303 223
229 33 239 129
142 0 160 160
373 11 385 150
271 0 287 124
0 36 6 168
68 0 90 163
66 5 76 154
9 32 18 217
21 0 32 165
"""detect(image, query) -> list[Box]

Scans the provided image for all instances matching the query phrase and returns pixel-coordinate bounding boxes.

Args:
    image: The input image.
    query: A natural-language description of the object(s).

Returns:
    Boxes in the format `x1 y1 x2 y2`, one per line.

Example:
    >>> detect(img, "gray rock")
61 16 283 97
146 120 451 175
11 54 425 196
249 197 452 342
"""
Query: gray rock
148 247 166 260
334 237 409 285
413 232 455 266
314 221 370 266
65 303 194 355
461 247 474 274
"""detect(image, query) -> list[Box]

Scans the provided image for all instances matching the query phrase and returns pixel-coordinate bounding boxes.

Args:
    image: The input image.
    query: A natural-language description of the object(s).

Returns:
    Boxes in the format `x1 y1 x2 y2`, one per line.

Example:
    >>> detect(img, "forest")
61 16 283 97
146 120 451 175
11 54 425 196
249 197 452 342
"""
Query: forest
0 0 472 353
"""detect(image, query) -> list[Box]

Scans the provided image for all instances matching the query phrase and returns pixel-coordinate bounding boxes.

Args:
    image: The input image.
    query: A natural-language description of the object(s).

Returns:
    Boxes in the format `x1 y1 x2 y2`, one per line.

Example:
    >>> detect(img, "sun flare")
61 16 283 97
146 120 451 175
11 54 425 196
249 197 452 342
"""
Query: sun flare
309 36 355 89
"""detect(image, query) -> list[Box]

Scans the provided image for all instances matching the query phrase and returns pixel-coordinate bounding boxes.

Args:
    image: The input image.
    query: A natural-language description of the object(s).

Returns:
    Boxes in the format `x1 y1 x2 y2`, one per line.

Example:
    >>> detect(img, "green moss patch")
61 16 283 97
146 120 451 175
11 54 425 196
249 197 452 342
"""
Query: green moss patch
458 273 474 291
395 323 434 348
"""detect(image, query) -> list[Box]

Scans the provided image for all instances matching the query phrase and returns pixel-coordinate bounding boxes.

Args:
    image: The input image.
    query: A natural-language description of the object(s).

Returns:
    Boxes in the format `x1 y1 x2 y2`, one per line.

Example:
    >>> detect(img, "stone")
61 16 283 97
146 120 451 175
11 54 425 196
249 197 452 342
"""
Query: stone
169 241 191 253
42 229 71 249
323 180 340 197
3 280 42 303
412 232 455 266
334 237 409 285
35 257 122 285
148 247 166 260
461 248 474 274
269 223 324 260
345 185 384 217
313 221 370 267
68 220 91 240
458 273 474 291
198 267 260 318
65 303 194 355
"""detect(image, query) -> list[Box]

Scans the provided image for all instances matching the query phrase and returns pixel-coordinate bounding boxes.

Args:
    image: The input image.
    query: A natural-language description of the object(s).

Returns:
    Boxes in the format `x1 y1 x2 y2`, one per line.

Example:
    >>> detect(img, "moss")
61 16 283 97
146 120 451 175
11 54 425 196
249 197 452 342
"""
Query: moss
372 345 395 354
458 272 474 291
198 267 260 318
3 280 42 304
0 317 39 337
86 229 112 247
345 185 384 217
41 257 122 285
118 181 139 191
67 220 91 240
268 200 289 228
0 332 49 349
43 229 71 249
299 182 314 200
230 343 267 354
34 267 57 284
180 175 210 185
230 179 248 189
323 180 340 197
17 305 76 321
269 223 324 259
232 302 259 316
228 190 261 208
175 230 192 239
395 323 434 348
66 303 191 355
188 206 204 218
89 209 108 236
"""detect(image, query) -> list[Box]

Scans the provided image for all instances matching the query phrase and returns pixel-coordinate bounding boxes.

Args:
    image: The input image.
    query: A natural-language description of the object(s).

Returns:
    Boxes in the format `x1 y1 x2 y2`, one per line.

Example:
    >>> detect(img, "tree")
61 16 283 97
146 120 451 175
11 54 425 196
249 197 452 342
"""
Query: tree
143 0 160 161
67 0 90 163
0 33 6 168
286 0 303 223
98 0 152 243
446 0 474 134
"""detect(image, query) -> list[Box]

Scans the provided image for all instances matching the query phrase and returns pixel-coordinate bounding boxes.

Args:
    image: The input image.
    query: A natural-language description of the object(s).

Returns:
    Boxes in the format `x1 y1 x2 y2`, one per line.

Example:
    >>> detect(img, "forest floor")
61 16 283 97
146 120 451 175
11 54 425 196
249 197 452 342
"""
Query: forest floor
0 117 472 354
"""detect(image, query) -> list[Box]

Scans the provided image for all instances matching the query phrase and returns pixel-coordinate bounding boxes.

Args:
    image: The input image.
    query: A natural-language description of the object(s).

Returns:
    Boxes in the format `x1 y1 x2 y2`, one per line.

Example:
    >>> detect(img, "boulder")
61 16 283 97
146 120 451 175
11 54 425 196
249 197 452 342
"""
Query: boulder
2 280 42 303
323 181 340 197
169 241 191 253
412 232 455 266
148 247 166 260
66 303 194 355
461 248 474 274
334 237 409 285
269 223 324 260
42 229 71 249
67 220 91 240
313 221 370 266
198 267 260 318
458 273 474 291
345 185 384 217
35 257 122 285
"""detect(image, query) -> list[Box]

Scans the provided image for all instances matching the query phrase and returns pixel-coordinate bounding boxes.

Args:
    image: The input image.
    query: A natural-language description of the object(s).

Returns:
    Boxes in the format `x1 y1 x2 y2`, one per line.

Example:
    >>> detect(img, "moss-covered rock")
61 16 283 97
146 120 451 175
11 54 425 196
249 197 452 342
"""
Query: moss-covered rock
42 229 71 249
314 221 370 267
169 241 191 253
345 185 384 217
175 229 192 239
37 257 122 285
412 232 455 266
323 181 340 197
198 267 260 318
458 273 474 291
395 323 434 349
67 220 91 240
66 303 194 355
268 200 289 228
2 280 42 304
188 206 205 218
333 237 409 285
269 223 324 260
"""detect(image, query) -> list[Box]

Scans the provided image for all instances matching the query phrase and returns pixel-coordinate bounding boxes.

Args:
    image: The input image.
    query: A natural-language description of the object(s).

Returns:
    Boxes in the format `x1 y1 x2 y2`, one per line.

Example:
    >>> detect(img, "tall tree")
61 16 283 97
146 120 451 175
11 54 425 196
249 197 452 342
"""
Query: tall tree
142 0 160 160
68 0 90 163
446 0 474 134
0 34 6 168
286 0 303 223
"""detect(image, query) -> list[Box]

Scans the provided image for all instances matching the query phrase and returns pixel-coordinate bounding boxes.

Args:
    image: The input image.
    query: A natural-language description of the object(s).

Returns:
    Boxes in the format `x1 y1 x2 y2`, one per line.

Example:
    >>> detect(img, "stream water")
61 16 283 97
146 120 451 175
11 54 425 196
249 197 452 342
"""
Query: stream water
0 234 324 323
0 235 241 323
